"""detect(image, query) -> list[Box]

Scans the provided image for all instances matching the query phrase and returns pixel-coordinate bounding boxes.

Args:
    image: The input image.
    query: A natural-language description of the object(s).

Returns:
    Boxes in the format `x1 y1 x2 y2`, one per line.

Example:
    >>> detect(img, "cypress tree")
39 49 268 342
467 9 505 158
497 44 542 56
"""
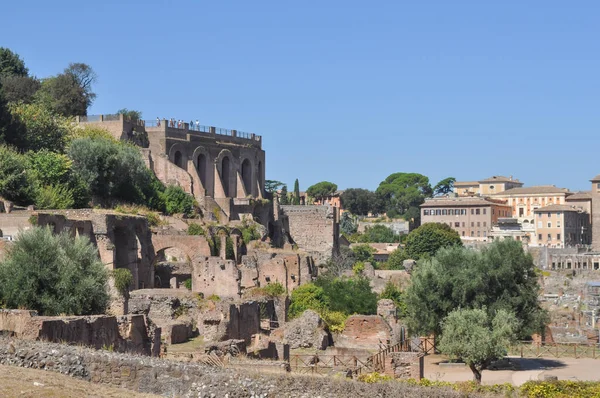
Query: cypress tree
293 178 300 205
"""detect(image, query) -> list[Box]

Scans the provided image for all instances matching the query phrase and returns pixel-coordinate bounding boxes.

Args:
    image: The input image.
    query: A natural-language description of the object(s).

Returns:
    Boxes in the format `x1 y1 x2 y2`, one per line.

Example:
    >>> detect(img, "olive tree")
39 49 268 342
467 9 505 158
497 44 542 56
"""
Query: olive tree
438 308 519 384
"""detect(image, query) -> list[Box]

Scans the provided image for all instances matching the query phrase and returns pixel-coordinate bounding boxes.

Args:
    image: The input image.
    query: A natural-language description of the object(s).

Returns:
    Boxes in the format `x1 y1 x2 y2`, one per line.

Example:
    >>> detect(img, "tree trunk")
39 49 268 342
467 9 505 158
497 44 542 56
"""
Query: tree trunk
469 363 482 384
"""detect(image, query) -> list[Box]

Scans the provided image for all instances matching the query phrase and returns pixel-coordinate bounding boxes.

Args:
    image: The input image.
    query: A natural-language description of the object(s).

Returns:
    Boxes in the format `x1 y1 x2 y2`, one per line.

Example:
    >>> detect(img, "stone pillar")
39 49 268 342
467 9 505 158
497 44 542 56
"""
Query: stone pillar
231 233 241 264
219 233 227 260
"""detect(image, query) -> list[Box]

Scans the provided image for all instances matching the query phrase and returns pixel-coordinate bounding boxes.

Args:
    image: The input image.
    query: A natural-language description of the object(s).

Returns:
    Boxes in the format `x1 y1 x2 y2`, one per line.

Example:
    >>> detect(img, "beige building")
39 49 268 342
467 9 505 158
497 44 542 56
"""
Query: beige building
534 205 590 248
454 176 523 197
490 185 571 223
420 197 512 241
565 191 592 220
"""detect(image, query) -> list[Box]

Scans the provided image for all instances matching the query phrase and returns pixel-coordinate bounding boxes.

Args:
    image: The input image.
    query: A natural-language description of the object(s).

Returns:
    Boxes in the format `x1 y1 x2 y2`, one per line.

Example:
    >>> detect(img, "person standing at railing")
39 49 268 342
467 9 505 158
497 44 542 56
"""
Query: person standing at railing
196 120 200 130
156 117 160 127
190 120 194 130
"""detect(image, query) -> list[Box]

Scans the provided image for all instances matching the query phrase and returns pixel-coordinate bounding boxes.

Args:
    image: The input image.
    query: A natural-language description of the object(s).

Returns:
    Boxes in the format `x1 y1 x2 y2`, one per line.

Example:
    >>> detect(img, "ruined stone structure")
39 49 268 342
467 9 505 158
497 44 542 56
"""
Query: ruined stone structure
36 211 155 291
76 115 266 221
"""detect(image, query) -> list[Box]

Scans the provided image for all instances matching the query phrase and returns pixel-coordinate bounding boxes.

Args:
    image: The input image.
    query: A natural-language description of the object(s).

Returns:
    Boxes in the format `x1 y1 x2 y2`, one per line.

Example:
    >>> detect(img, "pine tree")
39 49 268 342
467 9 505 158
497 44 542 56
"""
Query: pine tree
279 185 289 205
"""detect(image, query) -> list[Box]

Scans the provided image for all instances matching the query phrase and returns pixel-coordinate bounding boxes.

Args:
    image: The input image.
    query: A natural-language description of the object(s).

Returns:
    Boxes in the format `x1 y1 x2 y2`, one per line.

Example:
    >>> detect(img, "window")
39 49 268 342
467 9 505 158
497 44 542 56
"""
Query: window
470 231 474 237
476 209 480 215
538 221 542 228
462 209 467 215
477 231 481 237
483 221 487 227
483 231 487 237
548 213 552 218
462 231 465 236
424 210 429 216
435 209 441 215
471 222 474 227
483 208 487 215
492 209 495 215
547 233 551 240
471 209 474 215
477 222 480 227
442 209 447 215
547 222 551 228
454 222 460 227
538 234 542 241
597 183 600 190
462 222 465 227
557 221 561 228
557 234 561 240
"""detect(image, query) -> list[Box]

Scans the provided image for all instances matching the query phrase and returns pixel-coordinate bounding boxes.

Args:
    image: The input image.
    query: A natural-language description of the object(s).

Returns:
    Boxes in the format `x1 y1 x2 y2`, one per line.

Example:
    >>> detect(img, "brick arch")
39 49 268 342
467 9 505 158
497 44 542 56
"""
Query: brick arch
151 235 211 264
168 143 187 168
214 149 235 198
192 146 211 190
239 157 254 196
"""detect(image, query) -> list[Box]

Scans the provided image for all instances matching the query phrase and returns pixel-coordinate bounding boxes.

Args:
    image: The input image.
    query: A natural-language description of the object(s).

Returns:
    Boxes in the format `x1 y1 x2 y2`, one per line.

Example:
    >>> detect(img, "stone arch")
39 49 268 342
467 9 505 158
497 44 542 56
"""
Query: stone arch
192 146 211 188
241 158 253 195
168 143 186 169
152 235 210 265
215 149 235 198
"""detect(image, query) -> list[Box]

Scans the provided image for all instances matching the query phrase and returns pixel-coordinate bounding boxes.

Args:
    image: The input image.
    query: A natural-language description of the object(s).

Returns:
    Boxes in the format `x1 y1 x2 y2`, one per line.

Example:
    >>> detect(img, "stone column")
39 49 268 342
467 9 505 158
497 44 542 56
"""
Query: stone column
219 233 227 260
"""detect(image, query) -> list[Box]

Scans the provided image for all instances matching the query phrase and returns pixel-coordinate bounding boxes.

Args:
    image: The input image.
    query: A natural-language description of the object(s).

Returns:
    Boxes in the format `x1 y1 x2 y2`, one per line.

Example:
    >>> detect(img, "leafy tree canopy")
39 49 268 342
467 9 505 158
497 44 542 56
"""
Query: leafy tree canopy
433 177 456 197
0 48 28 77
385 248 408 270
354 224 399 243
8 102 72 152
376 172 432 221
306 181 337 200
264 179 285 193
404 222 462 260
351 243 376 262
404 239 547 339
0 227 109 315
315 276 378 316
340 211 357 235
162 185 194 216
439 308 519 384
117 108 142 120
340 188 382 216
0 145 35 204
0 75 40 104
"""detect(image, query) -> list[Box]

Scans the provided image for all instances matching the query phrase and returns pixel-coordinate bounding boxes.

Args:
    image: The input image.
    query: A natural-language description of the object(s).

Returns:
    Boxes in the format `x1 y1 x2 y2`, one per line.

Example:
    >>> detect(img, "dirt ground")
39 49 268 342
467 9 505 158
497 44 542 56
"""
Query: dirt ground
0 365 159 398
424 355 600 385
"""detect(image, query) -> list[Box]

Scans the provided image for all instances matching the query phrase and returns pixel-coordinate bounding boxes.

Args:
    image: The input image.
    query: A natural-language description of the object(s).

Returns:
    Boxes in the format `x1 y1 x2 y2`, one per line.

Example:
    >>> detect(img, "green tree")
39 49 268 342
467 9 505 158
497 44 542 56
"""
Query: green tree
306 181 337 201
0 75 40 104
35 184 75 209
352 244 376 262
433 177 456 197
358 224 399 243
340 211 357 235
405 240 547 339
35 73 88 117
375 172 432 221
315 276 378 315
8 102 71 152
0 145 35 204
0 80 23 148
340 188 381 216
386 248 408 270
404 222 462 260
279 185 289 205
0 227 109 315
68 137 164 209
289 283 329 318
438 308 519 384
379 281 407 317
0 48 28 77
117 108 142 120
322 245 355 277
162 185 194 216
293 178 300 205
26 150 72 186
264 179 285 193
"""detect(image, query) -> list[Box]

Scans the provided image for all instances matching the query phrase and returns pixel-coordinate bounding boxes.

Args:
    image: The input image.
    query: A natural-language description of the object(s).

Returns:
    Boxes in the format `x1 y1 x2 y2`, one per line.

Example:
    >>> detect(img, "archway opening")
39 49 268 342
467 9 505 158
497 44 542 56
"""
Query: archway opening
222 156 231 197
197 153 208 187
257 161 263 193
174 151 183 168
241 159 252 195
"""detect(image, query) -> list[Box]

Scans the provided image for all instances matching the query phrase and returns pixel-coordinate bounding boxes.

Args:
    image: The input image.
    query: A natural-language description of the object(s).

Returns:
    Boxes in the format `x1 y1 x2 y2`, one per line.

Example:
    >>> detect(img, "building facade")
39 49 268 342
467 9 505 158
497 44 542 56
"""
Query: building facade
454 175 523 197
533 205 591 248
420 197 512 241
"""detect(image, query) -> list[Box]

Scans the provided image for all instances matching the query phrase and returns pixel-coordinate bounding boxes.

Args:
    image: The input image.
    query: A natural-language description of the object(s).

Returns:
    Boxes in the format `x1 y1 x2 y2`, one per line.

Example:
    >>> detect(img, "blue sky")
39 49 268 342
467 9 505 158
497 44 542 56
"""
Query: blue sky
3 1 599 192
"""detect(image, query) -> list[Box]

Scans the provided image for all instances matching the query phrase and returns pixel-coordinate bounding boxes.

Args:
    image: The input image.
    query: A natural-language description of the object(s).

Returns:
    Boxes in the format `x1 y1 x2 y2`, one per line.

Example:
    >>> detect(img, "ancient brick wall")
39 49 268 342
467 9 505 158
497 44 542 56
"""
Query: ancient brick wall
193 257 241 297
0 310 159 356
280 205 339 264
334 315 393 350
389 352 424 380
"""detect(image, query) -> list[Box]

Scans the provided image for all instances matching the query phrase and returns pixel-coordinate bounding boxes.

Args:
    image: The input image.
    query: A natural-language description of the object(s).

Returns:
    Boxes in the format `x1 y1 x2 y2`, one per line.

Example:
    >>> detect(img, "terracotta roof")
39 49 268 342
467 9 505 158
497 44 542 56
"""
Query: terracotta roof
478 175 521 183
566 191 592 201
420 197 509 208
491 185 570 196
533 204 585 213
454 181 479 186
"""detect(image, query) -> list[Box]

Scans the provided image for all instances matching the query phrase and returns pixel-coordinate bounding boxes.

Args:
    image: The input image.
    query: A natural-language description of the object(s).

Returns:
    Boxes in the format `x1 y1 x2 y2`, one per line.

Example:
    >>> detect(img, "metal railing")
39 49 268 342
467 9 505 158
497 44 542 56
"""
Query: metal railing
103 114 121 121
290 354 373 375
215 127 232 136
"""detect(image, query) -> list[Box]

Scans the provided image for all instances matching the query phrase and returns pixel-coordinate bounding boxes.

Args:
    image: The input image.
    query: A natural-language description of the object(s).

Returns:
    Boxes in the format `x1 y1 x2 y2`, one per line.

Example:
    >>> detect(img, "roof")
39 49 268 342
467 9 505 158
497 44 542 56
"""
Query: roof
591 175 600 182
349 243 400 254
566 191 592 201
491 185 570 196
454 181 479 187
478 175 521 183
420 197 509 208
533 204 585 213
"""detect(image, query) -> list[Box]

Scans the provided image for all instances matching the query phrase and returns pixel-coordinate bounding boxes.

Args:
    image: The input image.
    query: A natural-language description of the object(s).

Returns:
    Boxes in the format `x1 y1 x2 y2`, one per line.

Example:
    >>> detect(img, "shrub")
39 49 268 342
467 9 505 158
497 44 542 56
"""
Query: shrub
0 145 35 204
289 283 329 318
357 372 393 383
35 184 75 209
262 282 285 297
520 380 600 398
163 185 194 216
183 278 192 290
0 227 109 315
111 268 133 296
352 262 365 275
187 223 204 236
379 281 407 317
352 244 376 262
207 294 220 302
320 310 347 333
240 222 261 244
315 276 378 315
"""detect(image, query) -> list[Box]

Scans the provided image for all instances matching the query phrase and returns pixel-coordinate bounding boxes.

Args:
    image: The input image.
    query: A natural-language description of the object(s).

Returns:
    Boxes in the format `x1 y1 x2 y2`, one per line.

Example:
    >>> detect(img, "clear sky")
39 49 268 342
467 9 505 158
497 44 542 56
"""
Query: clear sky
3 1 599 192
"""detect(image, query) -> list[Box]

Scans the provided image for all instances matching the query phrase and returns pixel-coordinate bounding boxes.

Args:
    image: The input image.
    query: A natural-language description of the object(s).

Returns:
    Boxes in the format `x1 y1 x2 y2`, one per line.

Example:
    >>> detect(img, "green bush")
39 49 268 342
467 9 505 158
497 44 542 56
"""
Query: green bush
187 223 204 236
263 282 285 297
163 185 194 216
352 244 376 262
352 262 365 275
35 184 75 209
183 278 192 290
289 283 329 318
0 145 35 204
111 268 133 296
315 276 378 315
240 222 261 244
0 227 109 315
207 294 220 302
379 281 407 317
320 310 347 333
520 380 600 397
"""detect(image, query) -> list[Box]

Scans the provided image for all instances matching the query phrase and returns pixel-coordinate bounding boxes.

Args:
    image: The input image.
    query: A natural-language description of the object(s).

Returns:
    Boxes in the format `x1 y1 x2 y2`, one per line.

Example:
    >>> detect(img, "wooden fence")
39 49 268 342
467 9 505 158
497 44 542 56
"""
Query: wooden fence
509 342 600 359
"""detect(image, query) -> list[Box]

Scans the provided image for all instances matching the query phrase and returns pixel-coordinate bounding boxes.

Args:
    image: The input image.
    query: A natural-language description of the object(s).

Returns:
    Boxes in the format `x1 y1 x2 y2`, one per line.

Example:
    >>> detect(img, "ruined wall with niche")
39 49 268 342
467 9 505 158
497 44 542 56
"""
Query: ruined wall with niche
280 205 339 264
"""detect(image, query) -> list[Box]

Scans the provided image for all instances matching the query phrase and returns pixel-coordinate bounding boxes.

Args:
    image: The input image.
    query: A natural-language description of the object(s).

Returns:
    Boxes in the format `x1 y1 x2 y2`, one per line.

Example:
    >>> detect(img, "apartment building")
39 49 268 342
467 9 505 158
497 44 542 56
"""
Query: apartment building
534 205 591 248
420 197 512 240
454 175 523 197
